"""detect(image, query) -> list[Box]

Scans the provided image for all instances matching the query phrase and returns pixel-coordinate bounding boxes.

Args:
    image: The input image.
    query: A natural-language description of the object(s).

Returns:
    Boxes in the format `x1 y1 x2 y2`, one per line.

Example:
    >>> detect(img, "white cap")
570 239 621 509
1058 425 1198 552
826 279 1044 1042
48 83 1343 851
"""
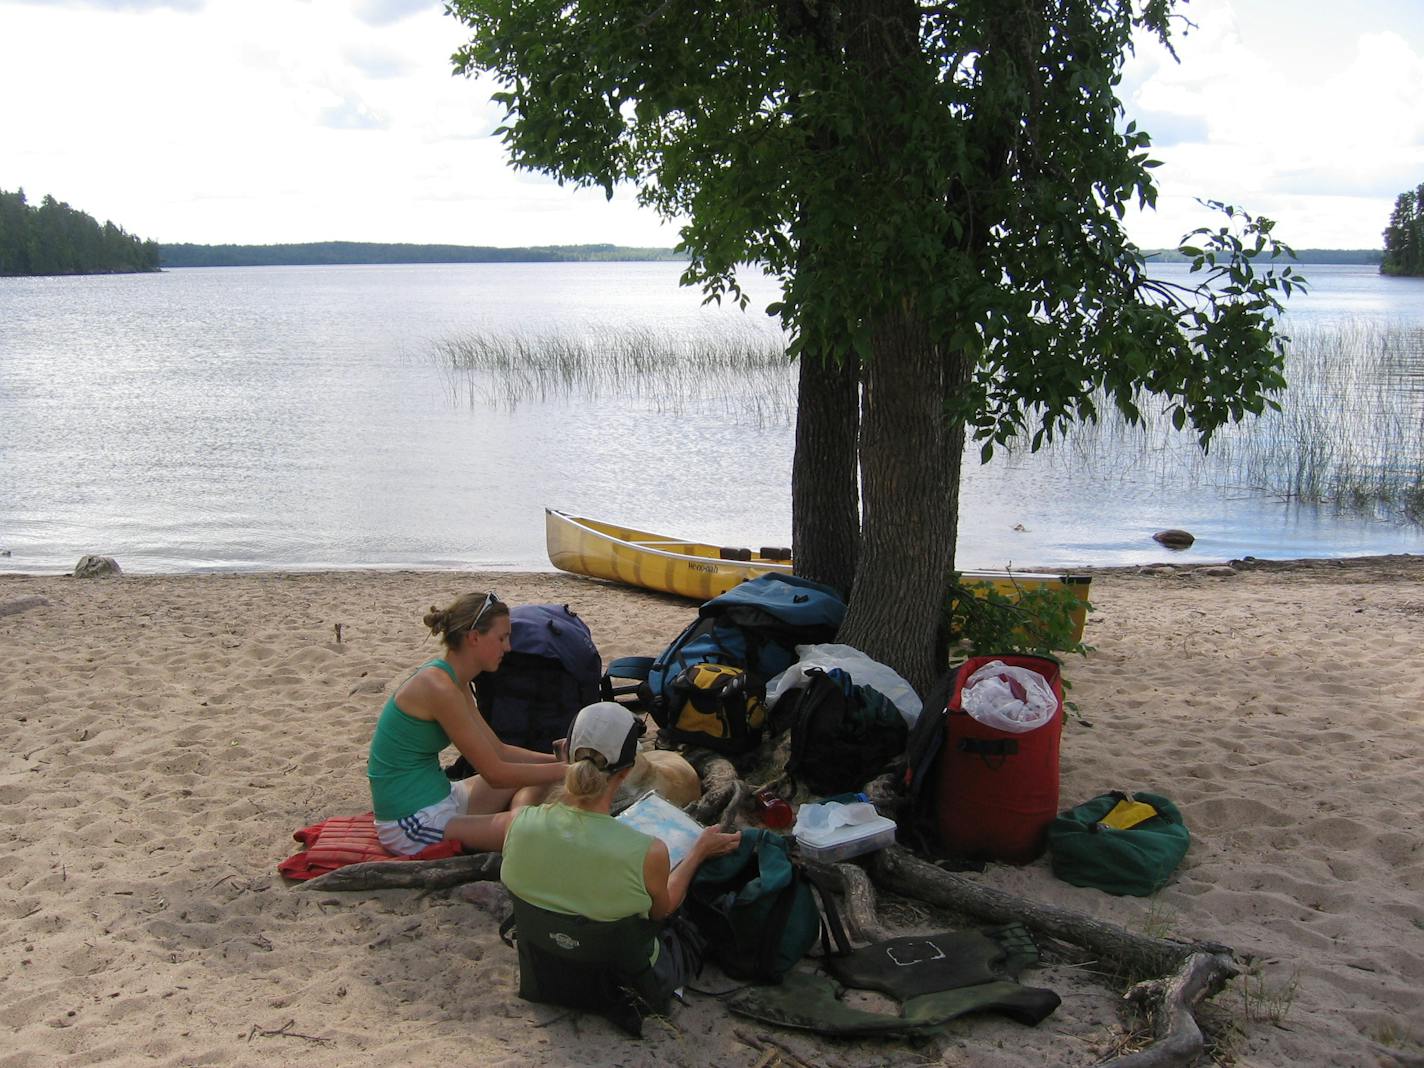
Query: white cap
569 701 645 772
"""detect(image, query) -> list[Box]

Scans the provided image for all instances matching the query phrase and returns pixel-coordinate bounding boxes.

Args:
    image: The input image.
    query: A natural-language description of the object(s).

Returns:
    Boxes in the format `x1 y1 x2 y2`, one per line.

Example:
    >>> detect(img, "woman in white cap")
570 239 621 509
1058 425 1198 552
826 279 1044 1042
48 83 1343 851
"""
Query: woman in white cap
479 701 741 1028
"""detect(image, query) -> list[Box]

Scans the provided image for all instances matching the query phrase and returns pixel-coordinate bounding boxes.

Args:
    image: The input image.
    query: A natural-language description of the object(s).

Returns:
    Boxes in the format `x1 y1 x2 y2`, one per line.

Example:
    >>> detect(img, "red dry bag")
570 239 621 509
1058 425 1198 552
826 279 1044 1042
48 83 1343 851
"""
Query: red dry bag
935 654 1064 864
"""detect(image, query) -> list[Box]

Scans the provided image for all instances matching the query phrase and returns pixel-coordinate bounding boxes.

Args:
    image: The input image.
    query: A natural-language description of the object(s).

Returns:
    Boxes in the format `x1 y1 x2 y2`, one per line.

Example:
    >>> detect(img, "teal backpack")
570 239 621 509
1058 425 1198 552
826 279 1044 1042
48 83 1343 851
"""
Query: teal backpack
685 828 849 982
1046 791 1190 897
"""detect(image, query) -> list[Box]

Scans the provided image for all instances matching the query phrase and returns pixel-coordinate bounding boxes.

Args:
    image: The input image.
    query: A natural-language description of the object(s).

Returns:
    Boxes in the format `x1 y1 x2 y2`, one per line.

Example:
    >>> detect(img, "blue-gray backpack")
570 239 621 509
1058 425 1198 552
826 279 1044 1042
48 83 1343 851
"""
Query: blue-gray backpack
448 604 601 779
604 574 846 746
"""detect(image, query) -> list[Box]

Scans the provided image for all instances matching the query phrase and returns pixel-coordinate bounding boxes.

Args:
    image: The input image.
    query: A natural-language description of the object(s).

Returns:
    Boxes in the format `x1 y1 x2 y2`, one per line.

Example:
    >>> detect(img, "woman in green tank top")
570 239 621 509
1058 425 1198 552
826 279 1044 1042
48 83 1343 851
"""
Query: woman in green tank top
367 591 569 855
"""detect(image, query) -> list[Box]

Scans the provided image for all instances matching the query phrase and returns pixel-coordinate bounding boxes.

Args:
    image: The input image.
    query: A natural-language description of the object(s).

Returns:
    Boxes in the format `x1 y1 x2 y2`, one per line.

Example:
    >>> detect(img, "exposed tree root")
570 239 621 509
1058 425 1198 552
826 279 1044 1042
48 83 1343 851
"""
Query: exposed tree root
800 860 892 944
682 747 748 828
1110 952 1240 1068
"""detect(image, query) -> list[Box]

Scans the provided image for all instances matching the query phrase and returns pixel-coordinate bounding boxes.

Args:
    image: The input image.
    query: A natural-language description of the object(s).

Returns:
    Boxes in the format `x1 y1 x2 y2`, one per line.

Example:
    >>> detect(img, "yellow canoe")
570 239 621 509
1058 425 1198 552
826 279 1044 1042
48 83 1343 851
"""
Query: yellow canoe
545 509 1090 641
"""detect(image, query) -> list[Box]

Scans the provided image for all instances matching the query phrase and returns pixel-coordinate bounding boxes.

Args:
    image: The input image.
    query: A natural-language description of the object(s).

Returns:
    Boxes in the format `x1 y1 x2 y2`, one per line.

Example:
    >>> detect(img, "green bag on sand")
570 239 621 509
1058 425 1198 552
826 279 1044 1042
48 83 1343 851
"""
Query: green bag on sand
1047 791 1190 897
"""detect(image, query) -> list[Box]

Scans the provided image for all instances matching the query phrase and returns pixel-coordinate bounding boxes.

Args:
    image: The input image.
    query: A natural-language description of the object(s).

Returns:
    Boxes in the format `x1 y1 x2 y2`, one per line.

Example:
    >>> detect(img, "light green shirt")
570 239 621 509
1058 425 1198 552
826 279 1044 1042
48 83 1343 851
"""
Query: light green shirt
502 804 656 933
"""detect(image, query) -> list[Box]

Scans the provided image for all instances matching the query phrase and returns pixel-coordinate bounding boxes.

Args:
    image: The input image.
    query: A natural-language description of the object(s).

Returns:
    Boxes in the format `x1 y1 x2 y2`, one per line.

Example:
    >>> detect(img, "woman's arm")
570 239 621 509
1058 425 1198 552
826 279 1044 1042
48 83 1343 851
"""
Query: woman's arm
644 827 742 921
423 679 566 789
495 740 562 765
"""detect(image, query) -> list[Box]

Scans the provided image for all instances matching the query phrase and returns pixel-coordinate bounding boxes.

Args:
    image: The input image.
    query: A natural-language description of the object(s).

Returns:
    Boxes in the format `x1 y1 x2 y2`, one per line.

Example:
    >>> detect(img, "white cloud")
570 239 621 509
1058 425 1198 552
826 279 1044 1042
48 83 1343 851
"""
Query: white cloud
351 0 437 27
0 0 678 246
1122 1 1424 248
6 0 204 10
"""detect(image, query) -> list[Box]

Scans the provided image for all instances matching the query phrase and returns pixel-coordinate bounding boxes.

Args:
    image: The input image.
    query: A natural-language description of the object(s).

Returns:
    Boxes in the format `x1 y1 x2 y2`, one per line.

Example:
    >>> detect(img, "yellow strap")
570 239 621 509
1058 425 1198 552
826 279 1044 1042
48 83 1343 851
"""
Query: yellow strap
1099 798 1158 831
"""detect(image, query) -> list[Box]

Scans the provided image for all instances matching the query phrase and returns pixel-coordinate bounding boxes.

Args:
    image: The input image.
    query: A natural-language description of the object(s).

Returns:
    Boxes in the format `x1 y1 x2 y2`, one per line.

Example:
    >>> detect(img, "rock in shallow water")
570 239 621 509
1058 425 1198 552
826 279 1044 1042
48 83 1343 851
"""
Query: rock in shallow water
1152 529 1195 549
73 555 122 578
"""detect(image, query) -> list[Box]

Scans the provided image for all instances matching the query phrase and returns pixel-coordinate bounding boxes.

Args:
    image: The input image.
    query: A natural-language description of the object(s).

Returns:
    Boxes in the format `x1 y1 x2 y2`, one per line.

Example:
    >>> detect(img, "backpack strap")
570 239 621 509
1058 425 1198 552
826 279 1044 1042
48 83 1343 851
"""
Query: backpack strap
607 656 654 682
756 878 804 981
799 865 853 960
603 656 654 704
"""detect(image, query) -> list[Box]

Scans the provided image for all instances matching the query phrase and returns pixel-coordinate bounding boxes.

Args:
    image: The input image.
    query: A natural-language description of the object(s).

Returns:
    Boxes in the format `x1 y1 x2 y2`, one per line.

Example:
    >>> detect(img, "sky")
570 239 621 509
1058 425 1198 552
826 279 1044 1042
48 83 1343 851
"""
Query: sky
2 0 1421 250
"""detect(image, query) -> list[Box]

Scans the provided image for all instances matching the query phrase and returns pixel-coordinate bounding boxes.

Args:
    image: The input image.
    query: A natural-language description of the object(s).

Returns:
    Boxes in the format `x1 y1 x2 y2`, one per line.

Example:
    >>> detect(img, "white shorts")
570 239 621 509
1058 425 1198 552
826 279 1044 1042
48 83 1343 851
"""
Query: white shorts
375 778 473 856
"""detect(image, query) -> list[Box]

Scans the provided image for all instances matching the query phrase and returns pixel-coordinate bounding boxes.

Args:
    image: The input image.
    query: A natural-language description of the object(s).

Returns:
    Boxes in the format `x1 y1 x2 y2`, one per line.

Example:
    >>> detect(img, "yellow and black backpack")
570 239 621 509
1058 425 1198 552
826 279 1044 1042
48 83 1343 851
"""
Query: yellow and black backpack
660 662 768 755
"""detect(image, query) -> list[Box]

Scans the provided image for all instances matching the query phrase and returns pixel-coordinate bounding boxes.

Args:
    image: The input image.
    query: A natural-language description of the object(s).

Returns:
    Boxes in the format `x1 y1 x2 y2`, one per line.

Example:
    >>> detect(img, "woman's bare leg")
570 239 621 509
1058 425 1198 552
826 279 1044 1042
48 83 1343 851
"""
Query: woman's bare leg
444 810 515 853
462 774 518 814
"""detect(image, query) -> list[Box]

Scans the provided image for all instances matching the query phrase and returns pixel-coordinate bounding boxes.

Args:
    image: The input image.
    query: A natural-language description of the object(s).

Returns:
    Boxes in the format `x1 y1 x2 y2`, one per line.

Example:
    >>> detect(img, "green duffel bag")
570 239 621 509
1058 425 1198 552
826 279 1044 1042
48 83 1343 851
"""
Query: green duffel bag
1047 791 1190 897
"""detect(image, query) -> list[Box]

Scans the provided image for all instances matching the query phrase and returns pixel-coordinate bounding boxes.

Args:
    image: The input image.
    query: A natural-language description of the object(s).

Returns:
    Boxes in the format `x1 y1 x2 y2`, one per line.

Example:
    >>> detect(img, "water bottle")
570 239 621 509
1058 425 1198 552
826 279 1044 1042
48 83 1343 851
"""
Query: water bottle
751 788 794 830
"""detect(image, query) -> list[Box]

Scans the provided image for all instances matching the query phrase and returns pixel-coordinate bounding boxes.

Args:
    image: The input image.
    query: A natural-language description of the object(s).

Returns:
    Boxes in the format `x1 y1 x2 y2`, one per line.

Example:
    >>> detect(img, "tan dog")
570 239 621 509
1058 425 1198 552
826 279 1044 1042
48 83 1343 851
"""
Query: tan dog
617 749 703 809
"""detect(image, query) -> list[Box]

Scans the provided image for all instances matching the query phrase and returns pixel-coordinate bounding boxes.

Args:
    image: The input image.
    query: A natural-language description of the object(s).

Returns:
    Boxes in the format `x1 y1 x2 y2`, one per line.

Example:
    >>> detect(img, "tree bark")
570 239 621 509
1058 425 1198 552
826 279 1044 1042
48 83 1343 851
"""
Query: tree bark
838 305 953 694
934 345 975 662
791 348 861 599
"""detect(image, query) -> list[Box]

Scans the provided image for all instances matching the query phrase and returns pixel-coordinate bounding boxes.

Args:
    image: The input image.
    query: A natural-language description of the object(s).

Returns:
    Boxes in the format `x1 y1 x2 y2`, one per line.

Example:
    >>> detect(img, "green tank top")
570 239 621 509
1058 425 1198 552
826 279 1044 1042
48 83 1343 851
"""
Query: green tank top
502 804 657 944
367 659 460 821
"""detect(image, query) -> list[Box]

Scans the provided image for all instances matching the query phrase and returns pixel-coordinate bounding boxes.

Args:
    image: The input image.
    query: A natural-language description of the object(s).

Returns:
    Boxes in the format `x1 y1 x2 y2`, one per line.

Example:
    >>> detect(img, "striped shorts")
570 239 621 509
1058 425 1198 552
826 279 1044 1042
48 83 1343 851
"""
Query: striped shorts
375 777 473 856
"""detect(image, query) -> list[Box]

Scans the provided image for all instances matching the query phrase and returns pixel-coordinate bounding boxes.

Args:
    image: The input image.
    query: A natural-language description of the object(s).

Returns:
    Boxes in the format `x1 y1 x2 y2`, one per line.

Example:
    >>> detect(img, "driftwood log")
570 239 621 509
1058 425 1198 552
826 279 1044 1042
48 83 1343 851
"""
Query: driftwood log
871 847 1232 975
294 759 1238 1065
294 851 501 893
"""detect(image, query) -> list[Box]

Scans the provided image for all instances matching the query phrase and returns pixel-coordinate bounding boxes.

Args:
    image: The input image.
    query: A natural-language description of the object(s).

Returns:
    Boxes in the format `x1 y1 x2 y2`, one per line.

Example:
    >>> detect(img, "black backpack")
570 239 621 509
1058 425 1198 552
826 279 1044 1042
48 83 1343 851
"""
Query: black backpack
779 667 909 796
448 604 600 779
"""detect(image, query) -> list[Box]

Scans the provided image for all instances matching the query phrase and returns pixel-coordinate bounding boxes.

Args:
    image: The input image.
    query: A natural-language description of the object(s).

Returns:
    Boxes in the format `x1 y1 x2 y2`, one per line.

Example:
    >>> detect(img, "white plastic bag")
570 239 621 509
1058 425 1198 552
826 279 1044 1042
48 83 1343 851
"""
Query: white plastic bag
792 801 882 838
766 643 922 727
960 660 1057 733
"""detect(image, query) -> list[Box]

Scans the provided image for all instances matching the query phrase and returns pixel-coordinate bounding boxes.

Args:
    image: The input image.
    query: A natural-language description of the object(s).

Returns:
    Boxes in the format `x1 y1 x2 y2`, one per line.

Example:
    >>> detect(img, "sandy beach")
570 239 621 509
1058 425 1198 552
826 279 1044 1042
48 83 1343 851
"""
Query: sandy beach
1 559 1421 1067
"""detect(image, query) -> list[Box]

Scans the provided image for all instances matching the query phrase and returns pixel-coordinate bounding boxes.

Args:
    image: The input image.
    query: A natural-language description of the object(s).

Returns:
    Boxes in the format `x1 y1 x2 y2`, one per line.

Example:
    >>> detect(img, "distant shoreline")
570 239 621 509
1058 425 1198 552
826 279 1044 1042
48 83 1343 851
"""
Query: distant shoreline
157 240 1383 269
158 240 688 268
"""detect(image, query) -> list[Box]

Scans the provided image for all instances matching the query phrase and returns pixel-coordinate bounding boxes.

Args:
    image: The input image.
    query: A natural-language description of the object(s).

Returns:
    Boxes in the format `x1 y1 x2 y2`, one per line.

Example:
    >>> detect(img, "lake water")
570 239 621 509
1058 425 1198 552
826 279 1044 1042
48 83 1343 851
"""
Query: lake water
1 261 1422 575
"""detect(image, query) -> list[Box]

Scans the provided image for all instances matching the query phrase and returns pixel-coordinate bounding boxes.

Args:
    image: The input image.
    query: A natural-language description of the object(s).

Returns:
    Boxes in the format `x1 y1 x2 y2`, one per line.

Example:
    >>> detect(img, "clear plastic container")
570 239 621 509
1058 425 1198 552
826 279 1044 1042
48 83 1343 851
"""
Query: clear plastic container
794 811 897 863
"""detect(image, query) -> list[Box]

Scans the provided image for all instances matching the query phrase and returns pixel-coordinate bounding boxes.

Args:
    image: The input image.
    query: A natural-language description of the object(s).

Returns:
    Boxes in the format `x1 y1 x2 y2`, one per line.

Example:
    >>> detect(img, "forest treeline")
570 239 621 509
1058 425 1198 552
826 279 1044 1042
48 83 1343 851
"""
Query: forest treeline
0 188 160 276
1381 183 1423 276
159 241 686 267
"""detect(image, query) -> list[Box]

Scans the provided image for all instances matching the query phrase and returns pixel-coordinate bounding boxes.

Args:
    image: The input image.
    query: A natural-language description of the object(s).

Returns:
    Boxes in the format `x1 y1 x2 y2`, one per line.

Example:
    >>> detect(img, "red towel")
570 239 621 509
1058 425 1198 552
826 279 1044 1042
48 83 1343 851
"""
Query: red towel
278 812 462 880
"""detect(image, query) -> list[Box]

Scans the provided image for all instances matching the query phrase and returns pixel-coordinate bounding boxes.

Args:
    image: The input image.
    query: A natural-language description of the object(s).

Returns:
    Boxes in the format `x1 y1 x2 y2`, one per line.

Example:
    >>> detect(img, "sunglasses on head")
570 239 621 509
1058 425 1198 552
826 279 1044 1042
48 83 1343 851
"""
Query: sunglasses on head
468 591 498 633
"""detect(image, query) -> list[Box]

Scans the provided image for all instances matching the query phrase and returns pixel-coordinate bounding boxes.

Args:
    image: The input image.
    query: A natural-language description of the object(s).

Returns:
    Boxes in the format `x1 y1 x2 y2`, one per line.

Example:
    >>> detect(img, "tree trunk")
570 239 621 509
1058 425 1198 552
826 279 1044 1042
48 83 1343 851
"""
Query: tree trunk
837 305 952 694
791 348 861 598
933 344 975 663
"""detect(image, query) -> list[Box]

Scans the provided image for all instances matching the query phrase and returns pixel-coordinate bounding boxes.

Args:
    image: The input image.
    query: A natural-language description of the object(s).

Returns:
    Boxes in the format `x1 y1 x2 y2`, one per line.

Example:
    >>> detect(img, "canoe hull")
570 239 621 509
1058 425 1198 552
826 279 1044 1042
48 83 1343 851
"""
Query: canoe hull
545 509 1090 641
546 509 791 602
